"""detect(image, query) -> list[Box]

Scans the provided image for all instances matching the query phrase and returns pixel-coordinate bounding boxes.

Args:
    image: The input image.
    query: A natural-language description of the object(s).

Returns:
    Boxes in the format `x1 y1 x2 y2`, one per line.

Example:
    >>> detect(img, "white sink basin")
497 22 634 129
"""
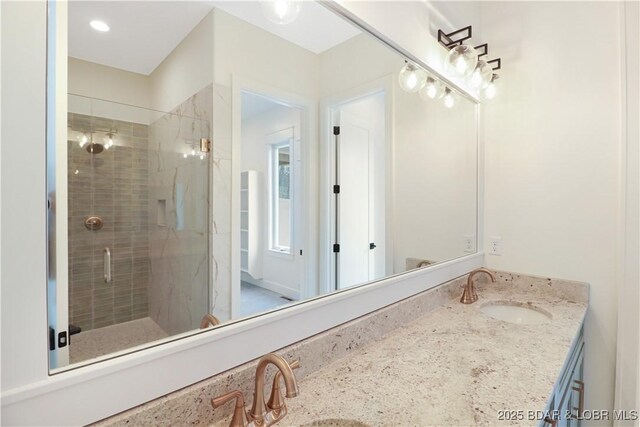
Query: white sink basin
480 301 552 324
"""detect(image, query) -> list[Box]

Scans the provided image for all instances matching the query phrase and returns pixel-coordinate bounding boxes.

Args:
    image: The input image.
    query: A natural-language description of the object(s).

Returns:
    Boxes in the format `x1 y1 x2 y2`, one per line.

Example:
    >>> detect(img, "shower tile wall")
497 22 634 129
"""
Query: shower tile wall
67 113 149 332
147 85 213 335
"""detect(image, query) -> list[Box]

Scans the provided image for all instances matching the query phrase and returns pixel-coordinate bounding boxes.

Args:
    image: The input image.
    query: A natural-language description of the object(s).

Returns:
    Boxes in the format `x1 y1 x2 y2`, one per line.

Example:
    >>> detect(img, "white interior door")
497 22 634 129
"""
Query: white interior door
336 110 372 290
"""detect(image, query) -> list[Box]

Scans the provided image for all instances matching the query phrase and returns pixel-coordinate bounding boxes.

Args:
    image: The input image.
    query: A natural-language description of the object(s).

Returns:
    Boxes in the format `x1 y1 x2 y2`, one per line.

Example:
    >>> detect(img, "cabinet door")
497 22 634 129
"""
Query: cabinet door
561 346 585 427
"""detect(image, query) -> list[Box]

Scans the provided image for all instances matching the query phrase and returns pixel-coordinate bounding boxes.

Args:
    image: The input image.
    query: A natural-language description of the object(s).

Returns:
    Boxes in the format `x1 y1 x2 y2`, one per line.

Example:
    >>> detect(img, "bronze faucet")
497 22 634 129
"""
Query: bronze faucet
211 354 299 427
249 353 299 425
460 268 496 304
200 313 221 329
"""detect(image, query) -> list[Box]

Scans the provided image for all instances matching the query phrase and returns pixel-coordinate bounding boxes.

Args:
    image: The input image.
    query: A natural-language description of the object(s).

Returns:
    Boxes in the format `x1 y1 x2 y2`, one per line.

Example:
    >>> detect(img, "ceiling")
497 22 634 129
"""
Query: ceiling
68 1 215 75
210 1 360 54
68 1 361 76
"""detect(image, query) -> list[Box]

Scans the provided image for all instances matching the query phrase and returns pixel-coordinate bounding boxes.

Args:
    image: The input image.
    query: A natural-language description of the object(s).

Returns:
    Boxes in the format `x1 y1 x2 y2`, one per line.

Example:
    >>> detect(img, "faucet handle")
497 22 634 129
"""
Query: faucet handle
267 360 300 412
211 390 248 427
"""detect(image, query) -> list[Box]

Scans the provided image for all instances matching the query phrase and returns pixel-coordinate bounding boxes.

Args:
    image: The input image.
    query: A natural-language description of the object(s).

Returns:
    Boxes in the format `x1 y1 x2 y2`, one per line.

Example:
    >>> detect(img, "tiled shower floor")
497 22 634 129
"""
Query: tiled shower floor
69 317 168 364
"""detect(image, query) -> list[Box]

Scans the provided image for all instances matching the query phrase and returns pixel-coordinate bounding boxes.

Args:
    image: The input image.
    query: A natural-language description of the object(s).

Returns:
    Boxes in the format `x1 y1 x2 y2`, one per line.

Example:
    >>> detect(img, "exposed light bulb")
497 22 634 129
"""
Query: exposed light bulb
419 77 445 101
467 60 493 90
261 0 302 25
79 134 88 148
200 155 205 160
398 62 427 93
191 149 196 156
104 134 114 149
90 20 110 32
183 153 188 158
481 74 499 101
445 45 478 78
443 88 455 108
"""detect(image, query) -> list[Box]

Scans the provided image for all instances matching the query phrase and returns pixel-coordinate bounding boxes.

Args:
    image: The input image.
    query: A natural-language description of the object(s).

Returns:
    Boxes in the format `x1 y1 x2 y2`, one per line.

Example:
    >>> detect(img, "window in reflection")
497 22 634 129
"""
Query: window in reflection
271 143 292 253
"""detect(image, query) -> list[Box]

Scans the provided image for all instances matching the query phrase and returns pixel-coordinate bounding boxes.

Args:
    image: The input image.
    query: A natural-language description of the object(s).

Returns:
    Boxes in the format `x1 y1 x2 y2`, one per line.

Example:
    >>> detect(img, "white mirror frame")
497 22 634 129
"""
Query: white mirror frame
0 2 484 425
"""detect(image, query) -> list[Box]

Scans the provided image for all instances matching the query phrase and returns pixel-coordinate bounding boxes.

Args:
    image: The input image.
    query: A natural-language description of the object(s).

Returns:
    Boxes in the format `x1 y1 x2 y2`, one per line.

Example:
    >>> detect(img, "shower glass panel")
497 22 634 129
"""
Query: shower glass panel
65 94 211 364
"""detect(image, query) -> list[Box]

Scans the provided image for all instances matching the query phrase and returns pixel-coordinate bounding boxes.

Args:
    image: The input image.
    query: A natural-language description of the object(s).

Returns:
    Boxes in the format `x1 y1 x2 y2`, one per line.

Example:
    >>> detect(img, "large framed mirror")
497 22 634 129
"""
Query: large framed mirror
47 0 478 372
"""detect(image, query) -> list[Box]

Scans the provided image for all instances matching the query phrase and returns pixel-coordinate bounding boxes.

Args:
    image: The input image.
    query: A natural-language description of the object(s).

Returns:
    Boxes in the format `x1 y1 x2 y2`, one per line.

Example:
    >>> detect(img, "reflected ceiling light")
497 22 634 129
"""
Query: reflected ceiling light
481 74 499 101
261 0 302 25
89 20 110 32
419 76 445 101
398 62 427 93
443 88 456 108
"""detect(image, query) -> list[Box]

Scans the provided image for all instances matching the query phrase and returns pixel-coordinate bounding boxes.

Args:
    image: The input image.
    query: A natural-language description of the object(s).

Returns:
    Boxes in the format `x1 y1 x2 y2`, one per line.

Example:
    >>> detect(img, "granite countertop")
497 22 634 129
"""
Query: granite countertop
259 272 587 427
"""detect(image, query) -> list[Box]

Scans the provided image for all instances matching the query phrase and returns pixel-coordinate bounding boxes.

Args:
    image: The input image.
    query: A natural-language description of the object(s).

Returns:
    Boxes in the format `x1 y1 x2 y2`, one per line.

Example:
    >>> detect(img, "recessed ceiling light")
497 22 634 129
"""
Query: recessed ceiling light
90 20 110 32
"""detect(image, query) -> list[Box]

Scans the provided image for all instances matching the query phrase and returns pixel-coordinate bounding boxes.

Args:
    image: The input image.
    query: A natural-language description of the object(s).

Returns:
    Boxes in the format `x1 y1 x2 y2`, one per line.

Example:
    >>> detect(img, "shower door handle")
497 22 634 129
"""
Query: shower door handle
104 247 112 283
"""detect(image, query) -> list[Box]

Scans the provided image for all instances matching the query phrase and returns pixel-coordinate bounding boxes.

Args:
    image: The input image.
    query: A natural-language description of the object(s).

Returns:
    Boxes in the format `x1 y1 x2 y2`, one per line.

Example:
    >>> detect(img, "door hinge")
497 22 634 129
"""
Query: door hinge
370 242 376 250
333 185 340 194
333 244 340 253
333 126 340 135
299 249 303 255
200 138 211 153
49 326 55 351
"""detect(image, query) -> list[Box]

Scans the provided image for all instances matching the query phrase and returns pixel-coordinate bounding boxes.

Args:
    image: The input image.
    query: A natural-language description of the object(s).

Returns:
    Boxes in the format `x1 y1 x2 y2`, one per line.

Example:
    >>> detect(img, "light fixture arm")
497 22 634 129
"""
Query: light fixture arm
438 25 503 73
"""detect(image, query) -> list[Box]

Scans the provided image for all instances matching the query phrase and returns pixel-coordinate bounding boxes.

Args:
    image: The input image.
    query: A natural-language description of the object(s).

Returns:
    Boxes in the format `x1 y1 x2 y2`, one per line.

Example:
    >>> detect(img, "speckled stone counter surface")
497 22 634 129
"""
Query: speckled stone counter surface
274 271 588 427
96 271 587 427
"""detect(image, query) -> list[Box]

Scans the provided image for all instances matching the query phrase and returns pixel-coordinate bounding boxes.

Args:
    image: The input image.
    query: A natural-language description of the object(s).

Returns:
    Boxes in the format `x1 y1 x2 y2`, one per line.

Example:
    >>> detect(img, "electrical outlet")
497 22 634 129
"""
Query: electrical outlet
463 235 475 253
489 237 502 256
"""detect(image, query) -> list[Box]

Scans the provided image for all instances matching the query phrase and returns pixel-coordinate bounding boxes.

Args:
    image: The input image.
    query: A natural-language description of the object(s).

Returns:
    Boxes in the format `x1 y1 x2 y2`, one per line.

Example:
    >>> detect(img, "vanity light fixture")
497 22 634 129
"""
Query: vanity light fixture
419 76 445 100
398 61 427 93
79 133 88 148
438 25 502 100
104 133 114 150
443 88 456 108
261 0 302 25
467 59 493 90
481 74 499 100
89 20 110 32
70 128 117 153
183 138 210 160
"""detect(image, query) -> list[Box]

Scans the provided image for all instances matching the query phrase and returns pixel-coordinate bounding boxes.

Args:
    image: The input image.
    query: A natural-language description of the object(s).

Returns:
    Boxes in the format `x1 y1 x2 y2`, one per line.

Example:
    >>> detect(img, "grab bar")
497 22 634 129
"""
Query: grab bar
104 247 111 283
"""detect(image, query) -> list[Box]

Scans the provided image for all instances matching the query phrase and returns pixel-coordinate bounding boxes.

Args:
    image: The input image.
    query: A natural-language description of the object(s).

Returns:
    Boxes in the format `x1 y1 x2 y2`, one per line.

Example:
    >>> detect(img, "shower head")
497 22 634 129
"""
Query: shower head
86 143 105 154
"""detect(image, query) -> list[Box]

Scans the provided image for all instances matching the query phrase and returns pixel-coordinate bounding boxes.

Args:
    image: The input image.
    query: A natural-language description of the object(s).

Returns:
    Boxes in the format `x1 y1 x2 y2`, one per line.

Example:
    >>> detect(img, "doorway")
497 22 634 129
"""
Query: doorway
238 91 304 317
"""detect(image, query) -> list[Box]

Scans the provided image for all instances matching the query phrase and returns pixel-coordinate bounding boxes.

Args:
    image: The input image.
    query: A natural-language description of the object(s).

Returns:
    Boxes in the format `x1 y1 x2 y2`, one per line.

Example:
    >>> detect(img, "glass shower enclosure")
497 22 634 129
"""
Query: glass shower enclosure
56 93 212 365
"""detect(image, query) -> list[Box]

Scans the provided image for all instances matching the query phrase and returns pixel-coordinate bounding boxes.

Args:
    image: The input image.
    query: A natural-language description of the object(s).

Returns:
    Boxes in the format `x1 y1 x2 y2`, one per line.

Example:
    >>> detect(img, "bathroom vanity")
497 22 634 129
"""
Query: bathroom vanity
97 270 587 427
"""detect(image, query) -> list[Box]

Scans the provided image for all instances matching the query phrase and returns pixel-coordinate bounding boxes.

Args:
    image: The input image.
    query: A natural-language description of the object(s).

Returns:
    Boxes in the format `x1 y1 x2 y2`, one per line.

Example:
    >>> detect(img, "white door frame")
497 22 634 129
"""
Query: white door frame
231 76 318 318
319 75 395 295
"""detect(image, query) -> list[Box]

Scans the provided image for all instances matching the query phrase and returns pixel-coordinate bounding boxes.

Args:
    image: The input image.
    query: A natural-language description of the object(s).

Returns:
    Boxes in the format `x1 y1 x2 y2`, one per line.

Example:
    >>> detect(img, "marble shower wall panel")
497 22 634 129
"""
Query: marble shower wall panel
67 113 149 332
211 84 233 321
148 85 215 335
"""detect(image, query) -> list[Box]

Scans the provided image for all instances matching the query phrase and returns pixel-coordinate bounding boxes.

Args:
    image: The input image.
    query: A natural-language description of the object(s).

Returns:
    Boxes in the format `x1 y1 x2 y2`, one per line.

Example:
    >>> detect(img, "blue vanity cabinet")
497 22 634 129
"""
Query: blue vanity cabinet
540 326 585 427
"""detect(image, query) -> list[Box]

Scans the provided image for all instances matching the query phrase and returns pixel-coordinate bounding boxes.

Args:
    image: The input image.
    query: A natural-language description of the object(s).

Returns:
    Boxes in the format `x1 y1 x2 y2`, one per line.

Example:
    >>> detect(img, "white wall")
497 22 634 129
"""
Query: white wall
149 11 213 113
1 0 49 392
615 0 639 420
241 101 301 297
68 57 151 109
319 34 478 269
480 1 624 420
213 9 319 98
